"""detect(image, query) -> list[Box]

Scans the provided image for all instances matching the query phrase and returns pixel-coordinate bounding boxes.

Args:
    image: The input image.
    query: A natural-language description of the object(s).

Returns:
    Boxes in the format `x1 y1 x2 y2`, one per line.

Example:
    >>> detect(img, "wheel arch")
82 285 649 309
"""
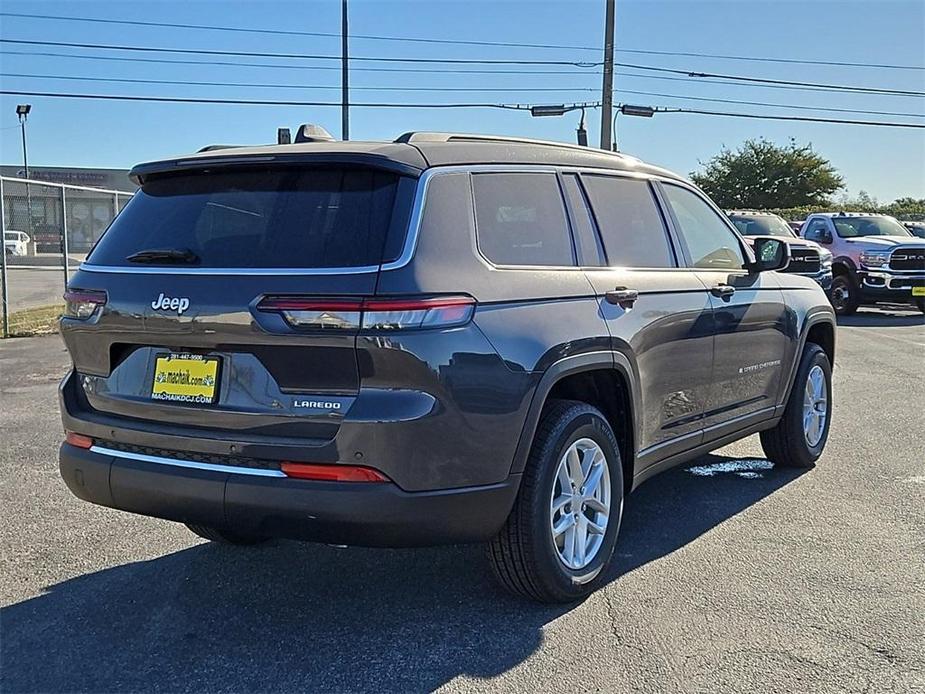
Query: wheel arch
831 257 858 280
510 352 639 494
778 311 836 410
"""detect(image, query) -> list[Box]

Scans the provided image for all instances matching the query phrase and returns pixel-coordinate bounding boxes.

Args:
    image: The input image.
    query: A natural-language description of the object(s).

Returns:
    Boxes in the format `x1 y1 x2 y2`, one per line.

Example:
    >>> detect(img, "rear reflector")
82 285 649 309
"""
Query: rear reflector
65 431 94 449
257 296 475 331
63 289 107 320
281 462 390 483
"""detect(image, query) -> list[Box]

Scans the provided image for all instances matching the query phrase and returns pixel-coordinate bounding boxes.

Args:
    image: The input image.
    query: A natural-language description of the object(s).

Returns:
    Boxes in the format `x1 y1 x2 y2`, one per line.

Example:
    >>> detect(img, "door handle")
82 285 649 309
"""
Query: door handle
605 287 639 308
710 284 736 299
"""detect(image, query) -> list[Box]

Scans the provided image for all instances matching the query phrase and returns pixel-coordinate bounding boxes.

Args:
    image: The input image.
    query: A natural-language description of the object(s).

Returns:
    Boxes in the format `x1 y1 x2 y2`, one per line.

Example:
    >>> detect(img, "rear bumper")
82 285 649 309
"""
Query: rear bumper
60 443 520 547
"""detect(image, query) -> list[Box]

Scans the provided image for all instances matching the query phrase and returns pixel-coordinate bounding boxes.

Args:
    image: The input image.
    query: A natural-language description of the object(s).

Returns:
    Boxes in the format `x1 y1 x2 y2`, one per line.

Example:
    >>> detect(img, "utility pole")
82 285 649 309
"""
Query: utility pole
341 0 349 141
599 0 615 150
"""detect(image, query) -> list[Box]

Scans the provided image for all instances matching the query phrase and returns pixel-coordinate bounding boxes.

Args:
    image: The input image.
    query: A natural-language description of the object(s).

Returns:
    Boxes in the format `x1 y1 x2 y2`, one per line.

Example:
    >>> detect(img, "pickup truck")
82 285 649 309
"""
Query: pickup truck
801 212 925 314
727 211 832 292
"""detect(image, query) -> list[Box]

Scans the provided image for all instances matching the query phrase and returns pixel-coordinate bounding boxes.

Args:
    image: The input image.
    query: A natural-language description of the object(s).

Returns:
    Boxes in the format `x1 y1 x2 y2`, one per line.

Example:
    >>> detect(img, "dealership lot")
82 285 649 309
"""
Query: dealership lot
1 310 923 694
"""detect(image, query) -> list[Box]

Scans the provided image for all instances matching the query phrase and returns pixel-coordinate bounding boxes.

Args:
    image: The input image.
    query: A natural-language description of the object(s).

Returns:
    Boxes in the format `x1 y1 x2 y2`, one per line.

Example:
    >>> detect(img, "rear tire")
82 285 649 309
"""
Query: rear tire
830 275 859 316
185 524 267 545
488 399 624 603
760 343 832 468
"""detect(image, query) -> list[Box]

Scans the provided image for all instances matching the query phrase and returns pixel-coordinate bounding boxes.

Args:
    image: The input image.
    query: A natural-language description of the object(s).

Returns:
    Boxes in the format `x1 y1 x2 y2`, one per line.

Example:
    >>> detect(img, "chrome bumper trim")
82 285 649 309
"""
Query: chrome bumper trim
89 445 287 478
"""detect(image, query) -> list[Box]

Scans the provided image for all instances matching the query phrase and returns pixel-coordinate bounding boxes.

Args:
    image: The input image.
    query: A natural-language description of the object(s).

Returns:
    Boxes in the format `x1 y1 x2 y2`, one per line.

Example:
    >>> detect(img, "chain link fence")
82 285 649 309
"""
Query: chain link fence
1 176 132 337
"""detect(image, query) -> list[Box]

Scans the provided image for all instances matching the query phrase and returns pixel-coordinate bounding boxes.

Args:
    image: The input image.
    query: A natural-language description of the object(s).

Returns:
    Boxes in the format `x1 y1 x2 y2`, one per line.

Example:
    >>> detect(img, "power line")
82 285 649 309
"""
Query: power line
0 89 601 111
5 72 923 119
659 107 925 129
3 49 923 100
614 88 924 119
0 72 599 93
2 10 923 71
2 38 921 97
2 90 923 129
0 38 599 67
0 49 593 75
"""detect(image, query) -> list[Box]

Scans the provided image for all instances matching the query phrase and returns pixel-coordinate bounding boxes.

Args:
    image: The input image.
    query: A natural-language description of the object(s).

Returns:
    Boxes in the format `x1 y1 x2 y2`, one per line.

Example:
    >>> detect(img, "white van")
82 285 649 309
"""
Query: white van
4 230 30 256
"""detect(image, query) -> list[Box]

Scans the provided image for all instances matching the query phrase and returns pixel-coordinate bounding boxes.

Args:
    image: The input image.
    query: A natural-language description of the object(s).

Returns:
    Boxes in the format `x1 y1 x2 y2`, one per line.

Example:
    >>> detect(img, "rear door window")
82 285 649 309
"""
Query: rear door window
87 167 413 268
472 173 574 267
581 175 676 268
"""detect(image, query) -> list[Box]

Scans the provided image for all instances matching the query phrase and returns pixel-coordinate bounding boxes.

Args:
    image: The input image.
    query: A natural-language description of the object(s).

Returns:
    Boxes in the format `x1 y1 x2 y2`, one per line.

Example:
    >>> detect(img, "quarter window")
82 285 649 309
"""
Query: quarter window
472 173 574 266
661 184 745 270
581 175 675 268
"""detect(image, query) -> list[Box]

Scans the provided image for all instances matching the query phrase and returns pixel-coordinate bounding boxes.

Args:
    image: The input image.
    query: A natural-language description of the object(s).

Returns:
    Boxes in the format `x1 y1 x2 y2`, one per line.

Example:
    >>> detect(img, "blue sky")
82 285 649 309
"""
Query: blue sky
1 0 923 200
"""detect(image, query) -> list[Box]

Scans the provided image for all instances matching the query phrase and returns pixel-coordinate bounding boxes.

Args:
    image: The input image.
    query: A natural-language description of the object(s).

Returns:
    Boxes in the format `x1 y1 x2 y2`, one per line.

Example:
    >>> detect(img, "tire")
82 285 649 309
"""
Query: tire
185 524 267 545
760 343 832 468
488 399 624 603
829 275 859 316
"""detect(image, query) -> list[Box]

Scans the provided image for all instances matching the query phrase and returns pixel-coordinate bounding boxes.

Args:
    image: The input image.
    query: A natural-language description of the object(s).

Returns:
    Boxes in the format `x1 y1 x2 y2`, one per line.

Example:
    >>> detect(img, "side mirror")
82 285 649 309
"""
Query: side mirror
749 237 790 273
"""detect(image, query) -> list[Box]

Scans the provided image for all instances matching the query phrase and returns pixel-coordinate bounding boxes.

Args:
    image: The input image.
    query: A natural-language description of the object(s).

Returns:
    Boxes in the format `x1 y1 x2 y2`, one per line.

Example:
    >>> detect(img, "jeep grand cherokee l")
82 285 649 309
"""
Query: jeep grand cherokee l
801 212 925 314
727 210 833 291
58 132 836 603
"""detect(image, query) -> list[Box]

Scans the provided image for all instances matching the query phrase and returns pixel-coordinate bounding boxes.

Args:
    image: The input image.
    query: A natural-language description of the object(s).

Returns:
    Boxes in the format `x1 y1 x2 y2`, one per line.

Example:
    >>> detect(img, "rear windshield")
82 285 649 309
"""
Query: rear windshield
88 167 414 268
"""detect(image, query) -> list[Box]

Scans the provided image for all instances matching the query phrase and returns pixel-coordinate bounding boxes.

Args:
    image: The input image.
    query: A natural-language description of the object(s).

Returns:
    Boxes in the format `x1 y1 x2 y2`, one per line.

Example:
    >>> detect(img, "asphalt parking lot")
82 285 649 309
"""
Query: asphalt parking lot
2 265 76 313
1 307 923 693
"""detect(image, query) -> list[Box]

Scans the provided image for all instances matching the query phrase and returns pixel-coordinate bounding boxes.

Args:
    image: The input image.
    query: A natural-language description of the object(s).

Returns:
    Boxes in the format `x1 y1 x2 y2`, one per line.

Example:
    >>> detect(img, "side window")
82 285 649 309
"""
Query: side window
803 219 829 242
560 173 605 266
581 175 676 268
471 173 574 267
661 184 746 270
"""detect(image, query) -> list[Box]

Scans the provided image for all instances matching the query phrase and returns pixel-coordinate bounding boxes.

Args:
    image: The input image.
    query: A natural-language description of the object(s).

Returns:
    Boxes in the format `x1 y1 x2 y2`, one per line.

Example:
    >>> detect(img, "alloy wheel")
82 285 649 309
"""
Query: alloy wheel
803 364 828 447
549 438 611 570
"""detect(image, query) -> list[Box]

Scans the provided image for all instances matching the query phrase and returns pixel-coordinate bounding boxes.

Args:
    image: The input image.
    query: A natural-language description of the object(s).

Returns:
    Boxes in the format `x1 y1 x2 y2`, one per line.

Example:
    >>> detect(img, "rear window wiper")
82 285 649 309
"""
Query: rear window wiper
126 248 200 264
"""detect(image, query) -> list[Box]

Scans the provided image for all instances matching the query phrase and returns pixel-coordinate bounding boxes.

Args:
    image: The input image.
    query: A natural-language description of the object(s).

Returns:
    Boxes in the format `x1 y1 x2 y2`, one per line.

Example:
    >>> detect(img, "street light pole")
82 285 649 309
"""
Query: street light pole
15 104 33 257
614 104 657 151
341 0 349 141
16 104 30 178
529 103 596 146
599 0 615 150
0 177 9 338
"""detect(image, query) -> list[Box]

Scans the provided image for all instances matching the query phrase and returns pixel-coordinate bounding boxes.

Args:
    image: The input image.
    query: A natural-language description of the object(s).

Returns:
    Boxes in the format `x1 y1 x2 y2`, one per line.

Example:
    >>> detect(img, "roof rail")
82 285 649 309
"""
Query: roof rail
394 131 631 158
197 144 246 153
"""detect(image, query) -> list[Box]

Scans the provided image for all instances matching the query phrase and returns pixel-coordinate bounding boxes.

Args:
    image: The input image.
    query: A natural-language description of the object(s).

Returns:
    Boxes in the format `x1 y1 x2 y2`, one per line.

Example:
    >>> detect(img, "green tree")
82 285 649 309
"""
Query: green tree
690 138 844 208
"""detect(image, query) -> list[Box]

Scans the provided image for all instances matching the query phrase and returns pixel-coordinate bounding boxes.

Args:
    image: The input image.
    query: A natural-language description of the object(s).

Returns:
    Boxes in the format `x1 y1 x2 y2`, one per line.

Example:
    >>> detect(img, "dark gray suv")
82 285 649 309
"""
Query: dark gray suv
58 132 836 603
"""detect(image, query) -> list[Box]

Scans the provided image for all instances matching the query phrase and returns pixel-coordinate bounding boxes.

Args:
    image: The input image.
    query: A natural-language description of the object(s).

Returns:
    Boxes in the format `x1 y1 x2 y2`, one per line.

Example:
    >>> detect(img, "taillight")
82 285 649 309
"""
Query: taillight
281 462 390 482
257 296 475 330
63 289 107 320
65 431 94 449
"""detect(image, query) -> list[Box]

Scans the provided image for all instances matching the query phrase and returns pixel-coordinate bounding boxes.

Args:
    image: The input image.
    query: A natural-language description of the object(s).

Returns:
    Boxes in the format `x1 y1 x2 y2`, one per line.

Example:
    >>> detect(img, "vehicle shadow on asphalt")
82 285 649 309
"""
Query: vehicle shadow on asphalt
836 308 924 328
1 454 804 693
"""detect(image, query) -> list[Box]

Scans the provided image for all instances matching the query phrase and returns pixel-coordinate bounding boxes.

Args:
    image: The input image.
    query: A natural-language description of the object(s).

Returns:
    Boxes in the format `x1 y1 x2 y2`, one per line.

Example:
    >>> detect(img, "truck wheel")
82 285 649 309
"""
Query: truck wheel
488 400 624 603
186 524 267 545
760 343 832 468
829 275 859 316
